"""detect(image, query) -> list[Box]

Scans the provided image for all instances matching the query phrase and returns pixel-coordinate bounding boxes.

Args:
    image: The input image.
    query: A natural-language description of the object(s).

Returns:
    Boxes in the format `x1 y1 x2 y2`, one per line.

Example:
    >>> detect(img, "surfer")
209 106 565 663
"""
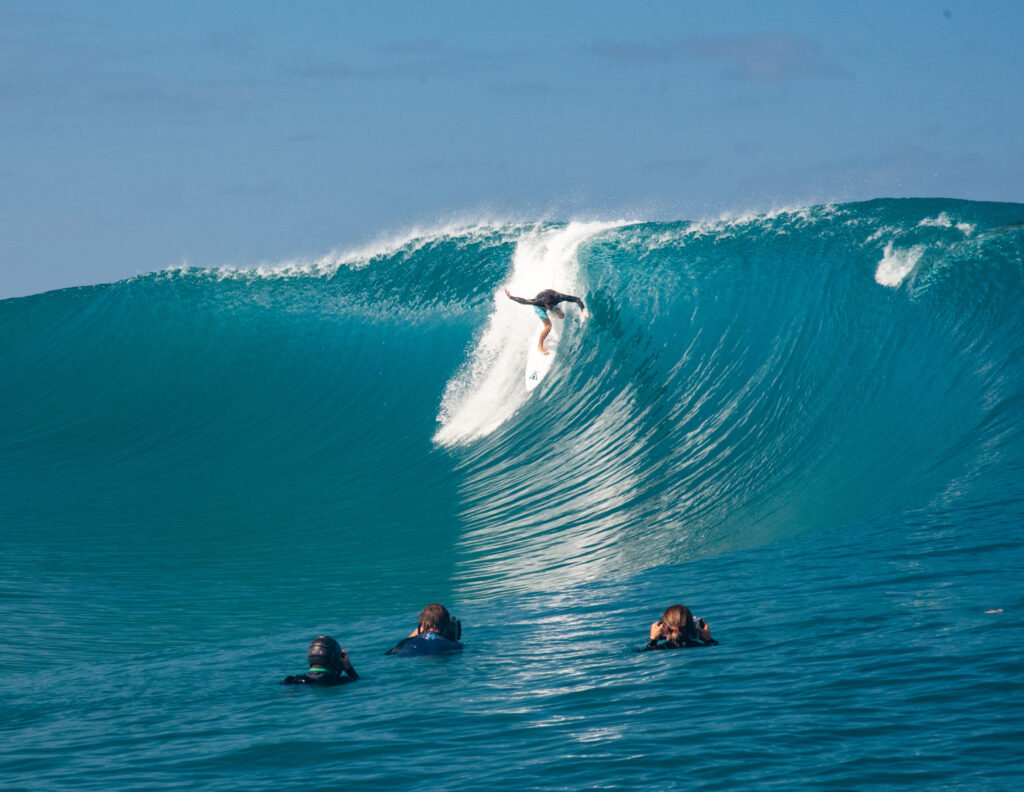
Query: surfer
504 288 587 355
386 603 463 656
645 604 717 650
282 635 359 686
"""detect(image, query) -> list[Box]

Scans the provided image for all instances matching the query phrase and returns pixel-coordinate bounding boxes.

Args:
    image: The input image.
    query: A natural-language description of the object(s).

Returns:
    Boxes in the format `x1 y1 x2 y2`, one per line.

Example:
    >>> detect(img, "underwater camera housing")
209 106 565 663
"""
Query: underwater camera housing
443 616 462 642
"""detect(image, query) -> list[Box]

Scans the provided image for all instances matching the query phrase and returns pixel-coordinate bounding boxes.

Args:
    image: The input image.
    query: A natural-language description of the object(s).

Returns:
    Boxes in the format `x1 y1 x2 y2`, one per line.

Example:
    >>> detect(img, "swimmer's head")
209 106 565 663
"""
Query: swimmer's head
660 604 695 637
417 603 452 636
307 635 345 672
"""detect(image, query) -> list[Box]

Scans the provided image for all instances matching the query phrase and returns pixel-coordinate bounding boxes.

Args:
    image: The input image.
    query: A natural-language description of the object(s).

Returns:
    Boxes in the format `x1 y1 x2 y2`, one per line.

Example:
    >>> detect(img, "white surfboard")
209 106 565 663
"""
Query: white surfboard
524 314 563 391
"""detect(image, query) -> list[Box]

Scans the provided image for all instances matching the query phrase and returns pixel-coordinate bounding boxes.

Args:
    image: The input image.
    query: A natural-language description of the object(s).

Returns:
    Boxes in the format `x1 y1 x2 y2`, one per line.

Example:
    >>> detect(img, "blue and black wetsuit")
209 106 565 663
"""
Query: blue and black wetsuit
507 289 586 318
282 667 358 686
386 632 463 657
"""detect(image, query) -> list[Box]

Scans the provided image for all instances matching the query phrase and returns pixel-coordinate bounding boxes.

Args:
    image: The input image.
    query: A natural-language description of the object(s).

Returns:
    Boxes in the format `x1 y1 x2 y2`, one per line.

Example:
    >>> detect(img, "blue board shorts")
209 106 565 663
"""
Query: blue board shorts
533 305 548 320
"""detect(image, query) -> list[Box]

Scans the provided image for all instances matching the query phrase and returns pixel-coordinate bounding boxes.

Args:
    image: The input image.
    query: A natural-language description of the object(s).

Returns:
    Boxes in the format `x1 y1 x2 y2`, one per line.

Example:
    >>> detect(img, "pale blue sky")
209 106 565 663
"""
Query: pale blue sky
2 1 1022 298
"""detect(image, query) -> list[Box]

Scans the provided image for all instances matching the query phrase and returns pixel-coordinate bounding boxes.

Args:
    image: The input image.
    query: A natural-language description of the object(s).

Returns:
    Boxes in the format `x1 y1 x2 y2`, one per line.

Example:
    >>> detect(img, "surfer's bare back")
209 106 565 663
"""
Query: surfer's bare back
504 288 587 355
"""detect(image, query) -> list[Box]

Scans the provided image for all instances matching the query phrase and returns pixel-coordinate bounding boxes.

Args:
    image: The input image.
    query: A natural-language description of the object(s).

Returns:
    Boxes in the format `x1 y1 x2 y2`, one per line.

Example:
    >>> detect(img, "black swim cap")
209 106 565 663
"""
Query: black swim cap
307 635 344 671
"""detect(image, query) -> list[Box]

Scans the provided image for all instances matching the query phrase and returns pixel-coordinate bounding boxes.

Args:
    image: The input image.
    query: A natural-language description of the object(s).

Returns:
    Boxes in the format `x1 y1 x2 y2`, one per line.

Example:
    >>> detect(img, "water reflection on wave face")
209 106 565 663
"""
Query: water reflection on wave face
452 382 648 599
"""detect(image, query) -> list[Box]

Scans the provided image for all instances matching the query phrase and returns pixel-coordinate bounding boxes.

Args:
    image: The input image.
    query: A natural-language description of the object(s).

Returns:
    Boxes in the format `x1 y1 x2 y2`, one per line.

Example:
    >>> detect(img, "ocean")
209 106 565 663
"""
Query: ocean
2 198 1022 790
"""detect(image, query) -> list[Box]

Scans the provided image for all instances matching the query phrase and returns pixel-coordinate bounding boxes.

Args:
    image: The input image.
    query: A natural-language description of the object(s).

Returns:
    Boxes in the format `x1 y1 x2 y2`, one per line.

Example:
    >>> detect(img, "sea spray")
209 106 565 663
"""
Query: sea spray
434 221 622 445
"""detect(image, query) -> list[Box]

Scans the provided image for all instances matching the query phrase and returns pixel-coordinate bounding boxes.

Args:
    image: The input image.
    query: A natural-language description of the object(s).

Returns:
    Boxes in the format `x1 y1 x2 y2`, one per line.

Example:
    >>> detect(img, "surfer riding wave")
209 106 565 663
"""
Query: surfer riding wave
504 288 587 355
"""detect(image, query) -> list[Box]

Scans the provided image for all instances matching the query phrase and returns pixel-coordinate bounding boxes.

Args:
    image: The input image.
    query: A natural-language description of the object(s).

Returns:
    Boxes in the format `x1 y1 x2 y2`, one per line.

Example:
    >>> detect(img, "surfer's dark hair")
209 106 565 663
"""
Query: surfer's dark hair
418 603 452 634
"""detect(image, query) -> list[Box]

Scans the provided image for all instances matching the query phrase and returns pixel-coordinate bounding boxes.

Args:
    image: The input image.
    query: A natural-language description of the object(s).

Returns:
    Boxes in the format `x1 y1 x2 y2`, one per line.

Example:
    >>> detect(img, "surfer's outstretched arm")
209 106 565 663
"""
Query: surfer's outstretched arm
504 288 534 306
565 294 586 313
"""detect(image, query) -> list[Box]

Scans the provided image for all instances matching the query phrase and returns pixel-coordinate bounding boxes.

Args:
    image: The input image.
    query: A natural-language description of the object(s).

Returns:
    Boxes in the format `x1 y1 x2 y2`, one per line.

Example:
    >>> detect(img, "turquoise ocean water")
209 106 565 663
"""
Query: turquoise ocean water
2 198 1023 790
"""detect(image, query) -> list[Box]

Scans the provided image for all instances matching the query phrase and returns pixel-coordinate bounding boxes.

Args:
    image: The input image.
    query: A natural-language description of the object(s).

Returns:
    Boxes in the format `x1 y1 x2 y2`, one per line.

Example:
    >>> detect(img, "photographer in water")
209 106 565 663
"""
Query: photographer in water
282 635 359 686
646 604 717 650
386 603 463 656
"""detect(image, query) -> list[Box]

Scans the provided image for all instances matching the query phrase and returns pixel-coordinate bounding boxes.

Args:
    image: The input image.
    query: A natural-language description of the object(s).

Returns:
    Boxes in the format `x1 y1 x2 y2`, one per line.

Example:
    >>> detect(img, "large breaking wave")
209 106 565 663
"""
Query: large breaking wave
2 198 1022 603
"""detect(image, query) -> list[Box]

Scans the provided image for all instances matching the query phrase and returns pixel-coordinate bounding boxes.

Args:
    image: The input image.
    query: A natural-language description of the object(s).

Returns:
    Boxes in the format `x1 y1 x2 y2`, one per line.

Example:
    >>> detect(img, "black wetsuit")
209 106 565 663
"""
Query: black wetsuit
645 636 718 651
508 289 586 313
281 668 358 686
644 621 718 651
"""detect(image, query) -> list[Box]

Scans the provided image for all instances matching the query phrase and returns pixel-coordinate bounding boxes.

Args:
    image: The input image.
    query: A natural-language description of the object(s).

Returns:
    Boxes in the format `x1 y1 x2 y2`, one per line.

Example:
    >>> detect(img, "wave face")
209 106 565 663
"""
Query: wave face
3 199 1023 613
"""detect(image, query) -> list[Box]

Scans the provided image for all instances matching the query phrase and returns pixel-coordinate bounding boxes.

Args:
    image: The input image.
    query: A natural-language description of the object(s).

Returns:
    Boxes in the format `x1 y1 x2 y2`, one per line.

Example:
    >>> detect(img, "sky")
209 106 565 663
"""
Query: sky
2 1 1022 298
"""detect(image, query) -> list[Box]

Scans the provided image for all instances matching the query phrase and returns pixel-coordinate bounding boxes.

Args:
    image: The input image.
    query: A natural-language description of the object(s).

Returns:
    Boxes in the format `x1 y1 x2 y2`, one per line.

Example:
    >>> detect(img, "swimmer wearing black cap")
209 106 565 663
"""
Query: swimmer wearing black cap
282 635 359 685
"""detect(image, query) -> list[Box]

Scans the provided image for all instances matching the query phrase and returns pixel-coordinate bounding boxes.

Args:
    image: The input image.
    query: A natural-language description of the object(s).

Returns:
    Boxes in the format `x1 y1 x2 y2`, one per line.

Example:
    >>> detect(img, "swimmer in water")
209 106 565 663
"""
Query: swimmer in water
504 288 587 355
282 635 359 686
386 603 463 655
645 604 717 650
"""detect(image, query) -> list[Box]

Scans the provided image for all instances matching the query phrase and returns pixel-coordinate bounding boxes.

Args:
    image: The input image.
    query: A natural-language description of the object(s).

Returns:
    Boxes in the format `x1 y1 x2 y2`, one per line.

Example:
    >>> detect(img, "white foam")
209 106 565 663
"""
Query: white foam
186 220 530 282
433 221 620 446
918 212 954 229
875 242 925 288
917 213 975 236
864 226 893 244
639 204 834 251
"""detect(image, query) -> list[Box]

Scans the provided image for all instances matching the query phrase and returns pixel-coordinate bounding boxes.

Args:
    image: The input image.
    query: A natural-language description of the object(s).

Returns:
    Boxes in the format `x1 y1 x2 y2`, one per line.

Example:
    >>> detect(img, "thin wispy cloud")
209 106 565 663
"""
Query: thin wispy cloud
688 34 845 82
589 33 845 83
286 38 510 84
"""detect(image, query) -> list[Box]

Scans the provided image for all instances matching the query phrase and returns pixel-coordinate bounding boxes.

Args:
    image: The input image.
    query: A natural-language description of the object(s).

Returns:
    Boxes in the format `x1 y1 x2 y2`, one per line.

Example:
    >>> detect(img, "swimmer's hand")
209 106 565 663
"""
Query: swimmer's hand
649 620 666 642
581 309 590 321
340 650 360 679
504 287 512 298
